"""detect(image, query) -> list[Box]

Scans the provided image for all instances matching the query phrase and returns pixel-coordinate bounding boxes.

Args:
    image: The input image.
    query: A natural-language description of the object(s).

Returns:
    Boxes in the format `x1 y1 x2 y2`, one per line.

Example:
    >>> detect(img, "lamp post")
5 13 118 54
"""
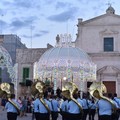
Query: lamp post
61 76 62 90
61 76 67 90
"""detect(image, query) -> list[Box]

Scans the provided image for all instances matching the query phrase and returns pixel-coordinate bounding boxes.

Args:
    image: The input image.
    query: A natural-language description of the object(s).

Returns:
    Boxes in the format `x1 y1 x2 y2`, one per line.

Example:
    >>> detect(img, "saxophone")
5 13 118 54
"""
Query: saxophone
89 82 116 112
0 83 20 115
33 81 51 114
62 82 83 111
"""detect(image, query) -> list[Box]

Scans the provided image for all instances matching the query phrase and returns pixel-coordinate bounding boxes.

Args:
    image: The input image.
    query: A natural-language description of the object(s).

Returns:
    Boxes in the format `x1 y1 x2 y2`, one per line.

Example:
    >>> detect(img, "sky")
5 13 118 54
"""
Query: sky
0 0 120 48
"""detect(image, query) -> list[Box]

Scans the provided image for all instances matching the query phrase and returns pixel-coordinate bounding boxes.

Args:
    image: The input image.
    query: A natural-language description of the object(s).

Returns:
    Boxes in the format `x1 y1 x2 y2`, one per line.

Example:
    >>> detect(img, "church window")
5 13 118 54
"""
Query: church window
104 37 114 51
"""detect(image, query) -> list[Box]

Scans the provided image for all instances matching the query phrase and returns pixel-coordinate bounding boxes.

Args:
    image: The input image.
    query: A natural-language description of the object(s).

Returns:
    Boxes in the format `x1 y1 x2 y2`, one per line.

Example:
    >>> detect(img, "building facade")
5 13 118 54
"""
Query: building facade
0 34 26 64
75 6 120 96
14 6 120 97
16 44 53 96
0 34 26 84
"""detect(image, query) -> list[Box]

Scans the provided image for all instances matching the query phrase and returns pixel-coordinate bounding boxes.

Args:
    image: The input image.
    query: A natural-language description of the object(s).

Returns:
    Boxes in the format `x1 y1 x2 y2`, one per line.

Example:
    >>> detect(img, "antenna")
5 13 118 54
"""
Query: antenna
0 14 4 34
66 18 69 34
30 25 33 48
72 24 76 41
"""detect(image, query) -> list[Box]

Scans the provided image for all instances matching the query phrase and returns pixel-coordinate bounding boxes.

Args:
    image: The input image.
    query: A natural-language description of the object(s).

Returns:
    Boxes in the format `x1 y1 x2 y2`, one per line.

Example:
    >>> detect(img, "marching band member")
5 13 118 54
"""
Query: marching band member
5 94 21 120
33 95 40 120
60 82 83 120
50 95 60 120
94 90 114 120
31 81 52 120
60 96 69 120
38 93 52 120
82 93 90 120
113 93 120 119
88 97 97 120
108 93 119 120
67 92 83 120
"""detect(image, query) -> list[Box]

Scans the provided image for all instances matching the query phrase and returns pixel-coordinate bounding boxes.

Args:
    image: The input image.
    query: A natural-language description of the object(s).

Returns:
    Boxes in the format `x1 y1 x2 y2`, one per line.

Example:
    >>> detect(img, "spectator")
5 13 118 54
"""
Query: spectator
27 98 31 113
1 97 7 111
17 97 23 117
21 96 28 116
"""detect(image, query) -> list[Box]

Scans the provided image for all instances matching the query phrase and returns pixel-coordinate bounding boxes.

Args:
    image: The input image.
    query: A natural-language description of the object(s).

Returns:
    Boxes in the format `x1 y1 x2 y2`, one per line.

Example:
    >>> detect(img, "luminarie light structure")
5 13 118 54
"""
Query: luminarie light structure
34 34 96 94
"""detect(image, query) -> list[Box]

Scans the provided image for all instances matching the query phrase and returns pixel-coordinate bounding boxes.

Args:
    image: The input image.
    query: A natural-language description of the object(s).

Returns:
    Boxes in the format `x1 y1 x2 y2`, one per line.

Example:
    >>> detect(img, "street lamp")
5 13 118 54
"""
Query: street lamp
61 77 67 90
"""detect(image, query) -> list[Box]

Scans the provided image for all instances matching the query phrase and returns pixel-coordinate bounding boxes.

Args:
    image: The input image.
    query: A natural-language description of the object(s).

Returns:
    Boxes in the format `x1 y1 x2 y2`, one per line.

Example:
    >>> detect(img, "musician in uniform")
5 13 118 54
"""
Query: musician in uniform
33 96 40 120
108 93 119 120
60 96 69 120
67 92 83 120
37 93 52 120
32 81 52 120
113 93 120 119
50 95 60 120
88 97 97 120
94 90 114 120
5 94 21 120
82 93 90 120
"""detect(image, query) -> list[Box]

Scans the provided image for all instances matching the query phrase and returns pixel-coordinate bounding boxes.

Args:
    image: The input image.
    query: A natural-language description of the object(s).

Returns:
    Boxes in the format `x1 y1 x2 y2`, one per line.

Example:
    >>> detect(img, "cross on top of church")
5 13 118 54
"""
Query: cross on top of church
106 1 114 7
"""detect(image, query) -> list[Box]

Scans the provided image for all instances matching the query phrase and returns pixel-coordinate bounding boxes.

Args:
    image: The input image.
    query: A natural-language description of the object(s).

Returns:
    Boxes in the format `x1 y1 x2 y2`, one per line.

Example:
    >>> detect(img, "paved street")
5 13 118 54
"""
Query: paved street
0 107 96 120
0 106 120 120
0 108 90 120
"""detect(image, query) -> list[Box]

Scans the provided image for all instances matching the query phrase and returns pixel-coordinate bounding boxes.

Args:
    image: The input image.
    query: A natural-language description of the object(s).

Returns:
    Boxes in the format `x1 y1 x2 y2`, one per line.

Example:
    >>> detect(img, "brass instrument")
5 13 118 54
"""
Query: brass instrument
62 82 83 111
31 81 51 114
89 82 116 112
0 82 20 115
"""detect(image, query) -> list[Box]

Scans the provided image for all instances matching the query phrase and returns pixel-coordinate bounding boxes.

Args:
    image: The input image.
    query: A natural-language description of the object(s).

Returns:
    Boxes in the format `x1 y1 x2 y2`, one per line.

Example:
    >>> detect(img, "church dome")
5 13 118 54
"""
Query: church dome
106 5 115 14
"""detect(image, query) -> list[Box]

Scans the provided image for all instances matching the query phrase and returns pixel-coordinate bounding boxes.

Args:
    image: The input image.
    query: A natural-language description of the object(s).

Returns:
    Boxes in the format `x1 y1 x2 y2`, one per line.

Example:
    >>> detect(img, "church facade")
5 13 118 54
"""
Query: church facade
15 6 120 97
75 6 120 96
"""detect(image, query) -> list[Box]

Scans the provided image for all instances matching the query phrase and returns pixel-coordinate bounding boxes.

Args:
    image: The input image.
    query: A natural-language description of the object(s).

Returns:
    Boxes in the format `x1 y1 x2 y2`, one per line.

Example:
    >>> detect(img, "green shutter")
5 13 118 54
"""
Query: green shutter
23 68 30 82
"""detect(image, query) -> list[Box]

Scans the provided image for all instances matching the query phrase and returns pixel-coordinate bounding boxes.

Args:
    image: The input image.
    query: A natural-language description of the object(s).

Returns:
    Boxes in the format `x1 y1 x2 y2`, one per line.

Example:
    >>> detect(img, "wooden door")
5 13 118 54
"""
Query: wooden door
103 81 116 94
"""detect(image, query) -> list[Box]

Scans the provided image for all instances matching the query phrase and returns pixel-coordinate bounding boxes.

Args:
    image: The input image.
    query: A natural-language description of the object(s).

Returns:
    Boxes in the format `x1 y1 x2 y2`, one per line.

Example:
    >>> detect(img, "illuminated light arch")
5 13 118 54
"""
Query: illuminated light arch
0 45 15 82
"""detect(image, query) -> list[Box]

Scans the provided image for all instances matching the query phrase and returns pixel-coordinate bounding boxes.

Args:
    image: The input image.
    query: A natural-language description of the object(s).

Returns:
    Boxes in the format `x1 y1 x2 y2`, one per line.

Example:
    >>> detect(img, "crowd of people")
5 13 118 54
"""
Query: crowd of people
26 90 120 120
1 86 120 120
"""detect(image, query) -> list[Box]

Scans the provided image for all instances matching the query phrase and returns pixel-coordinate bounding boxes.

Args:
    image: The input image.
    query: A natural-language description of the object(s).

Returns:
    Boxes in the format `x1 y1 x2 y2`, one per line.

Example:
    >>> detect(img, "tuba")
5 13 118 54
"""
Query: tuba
89 82 116 112
31 81 51 114
62 81 83 111
0 82 20 115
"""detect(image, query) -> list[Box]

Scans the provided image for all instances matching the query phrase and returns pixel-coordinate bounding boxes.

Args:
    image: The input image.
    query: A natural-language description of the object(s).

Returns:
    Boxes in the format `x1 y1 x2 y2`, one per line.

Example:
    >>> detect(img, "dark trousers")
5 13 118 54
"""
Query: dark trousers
34 112 40 120
7 112 17 120
111 112 119 120
32 111 35 120
39 113 50 120
51 112 58 120
67 113 82 120
83 109 89 120
88 109 96 120
61 112 82 120
60 111 68 120
99 115 111 120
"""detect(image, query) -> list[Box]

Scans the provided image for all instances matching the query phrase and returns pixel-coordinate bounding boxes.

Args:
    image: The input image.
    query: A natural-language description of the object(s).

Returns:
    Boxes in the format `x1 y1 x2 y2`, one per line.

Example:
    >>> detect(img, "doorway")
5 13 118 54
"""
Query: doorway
103 81 116 94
